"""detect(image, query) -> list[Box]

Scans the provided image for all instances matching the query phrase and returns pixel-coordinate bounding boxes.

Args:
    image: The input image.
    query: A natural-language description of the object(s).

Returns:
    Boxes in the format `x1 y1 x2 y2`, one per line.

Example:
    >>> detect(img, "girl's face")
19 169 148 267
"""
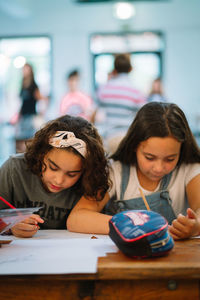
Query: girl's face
23 64 32 77
42 148 83 193
136 136 181 188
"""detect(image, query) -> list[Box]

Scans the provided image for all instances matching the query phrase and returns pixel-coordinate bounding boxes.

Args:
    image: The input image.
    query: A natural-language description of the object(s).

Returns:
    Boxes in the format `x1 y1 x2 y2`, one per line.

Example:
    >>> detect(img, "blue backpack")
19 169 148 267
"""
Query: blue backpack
109 210 174 258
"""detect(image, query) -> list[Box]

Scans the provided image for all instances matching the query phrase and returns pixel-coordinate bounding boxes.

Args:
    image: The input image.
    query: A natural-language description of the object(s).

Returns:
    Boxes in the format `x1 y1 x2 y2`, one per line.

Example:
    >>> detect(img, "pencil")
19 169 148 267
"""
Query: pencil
0 196 16 209
139 188 150 211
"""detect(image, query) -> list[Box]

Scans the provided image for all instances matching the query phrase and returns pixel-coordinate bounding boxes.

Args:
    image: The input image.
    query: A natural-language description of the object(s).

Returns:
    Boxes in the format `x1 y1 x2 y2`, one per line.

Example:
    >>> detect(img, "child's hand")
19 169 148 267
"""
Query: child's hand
169 208 200 240
11 214 44 238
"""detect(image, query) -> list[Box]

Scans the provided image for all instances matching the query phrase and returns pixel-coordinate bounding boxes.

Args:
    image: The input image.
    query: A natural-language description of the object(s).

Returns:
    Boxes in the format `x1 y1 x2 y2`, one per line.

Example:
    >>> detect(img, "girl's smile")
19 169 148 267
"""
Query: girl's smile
136 136 181 190
42 148 83 193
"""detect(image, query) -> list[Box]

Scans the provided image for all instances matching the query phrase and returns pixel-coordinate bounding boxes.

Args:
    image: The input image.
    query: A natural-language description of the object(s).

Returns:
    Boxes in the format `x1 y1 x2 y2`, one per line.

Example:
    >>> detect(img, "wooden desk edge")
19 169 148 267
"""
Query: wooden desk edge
97 239 200 280
0 239 200 281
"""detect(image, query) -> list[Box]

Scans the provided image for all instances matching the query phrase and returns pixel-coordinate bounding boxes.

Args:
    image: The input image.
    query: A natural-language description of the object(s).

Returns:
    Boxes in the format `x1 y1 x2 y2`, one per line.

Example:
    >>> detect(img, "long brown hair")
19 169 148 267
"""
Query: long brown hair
111 102 200 165
21 63 37 89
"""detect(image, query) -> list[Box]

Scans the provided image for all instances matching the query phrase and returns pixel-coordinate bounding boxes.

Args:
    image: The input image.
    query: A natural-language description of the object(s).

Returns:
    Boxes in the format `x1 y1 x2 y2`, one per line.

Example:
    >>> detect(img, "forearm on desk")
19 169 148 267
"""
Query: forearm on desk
67 209 111 234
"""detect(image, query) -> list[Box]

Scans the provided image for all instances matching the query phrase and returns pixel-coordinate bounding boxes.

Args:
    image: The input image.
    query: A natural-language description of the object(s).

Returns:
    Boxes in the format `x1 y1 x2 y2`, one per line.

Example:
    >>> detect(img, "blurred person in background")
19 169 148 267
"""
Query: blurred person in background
13 63 48 153
60 69 96 123
96 53 146 154
147 77 167 103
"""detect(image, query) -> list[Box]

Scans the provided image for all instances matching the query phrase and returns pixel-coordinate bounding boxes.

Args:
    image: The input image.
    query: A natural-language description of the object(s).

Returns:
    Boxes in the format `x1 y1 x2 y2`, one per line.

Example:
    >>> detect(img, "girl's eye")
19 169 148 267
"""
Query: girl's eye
165 158 175 162
145 156 154 161
145 156 176 162
67 173 78 178
49 165 57 171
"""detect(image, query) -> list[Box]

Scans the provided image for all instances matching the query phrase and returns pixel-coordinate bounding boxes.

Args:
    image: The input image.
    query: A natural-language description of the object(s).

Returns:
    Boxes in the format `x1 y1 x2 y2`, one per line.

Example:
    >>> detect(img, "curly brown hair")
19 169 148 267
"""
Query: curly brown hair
25 115 110 201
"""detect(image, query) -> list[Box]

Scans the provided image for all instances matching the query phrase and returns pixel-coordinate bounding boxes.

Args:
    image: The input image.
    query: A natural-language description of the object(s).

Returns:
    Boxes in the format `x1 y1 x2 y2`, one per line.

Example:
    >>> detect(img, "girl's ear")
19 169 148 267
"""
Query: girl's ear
41 159 47 173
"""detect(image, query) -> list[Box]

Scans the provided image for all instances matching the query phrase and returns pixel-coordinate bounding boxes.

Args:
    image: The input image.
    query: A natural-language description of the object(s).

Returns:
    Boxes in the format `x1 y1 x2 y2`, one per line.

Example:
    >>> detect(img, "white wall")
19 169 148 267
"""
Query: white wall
0 0 200 127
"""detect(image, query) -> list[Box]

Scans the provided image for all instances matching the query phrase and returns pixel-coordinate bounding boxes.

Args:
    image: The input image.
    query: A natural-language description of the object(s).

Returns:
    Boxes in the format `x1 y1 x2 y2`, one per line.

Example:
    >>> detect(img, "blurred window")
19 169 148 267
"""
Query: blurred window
90 32 164 96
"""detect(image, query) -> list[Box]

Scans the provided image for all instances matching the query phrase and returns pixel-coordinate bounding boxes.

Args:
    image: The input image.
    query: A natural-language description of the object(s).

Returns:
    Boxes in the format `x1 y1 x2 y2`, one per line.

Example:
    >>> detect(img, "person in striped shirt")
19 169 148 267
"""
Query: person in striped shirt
97 53 146 153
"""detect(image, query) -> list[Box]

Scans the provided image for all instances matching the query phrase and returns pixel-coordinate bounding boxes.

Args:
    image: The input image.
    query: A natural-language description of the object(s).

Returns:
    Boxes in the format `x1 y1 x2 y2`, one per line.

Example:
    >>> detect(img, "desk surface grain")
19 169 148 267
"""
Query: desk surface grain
97 239 200 280
1 238 200 281
0 238 200 300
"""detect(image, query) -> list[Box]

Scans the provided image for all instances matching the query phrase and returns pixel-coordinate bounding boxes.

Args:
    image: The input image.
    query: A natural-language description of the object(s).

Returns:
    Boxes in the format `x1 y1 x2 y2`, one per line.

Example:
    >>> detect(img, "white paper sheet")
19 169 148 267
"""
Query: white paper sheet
0 231 117 275
1 229 109 240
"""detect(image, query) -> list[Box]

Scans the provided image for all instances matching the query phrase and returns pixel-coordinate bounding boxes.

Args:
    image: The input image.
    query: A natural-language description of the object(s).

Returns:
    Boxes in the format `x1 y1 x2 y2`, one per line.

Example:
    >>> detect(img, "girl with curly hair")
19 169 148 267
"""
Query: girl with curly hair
0 115 110 238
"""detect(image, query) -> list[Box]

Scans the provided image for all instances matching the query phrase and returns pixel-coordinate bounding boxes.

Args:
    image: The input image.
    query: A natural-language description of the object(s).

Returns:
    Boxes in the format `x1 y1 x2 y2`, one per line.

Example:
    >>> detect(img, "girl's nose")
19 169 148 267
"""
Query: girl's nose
54 172 65 185
153 160 164 173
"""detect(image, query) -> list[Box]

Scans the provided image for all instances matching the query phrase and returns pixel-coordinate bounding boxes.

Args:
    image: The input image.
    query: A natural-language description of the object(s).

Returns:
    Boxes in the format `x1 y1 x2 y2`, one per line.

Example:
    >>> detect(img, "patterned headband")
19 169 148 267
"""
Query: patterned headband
49 131 86 158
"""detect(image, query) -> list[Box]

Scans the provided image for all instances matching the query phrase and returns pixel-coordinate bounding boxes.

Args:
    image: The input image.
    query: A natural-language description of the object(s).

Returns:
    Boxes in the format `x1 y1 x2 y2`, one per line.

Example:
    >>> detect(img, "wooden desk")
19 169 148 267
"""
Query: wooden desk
0 237 200 300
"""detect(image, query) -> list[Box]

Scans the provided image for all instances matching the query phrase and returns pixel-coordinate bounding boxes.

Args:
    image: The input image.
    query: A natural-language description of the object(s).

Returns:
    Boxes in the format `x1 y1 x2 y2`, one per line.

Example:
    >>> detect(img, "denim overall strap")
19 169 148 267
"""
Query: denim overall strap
120 164 130 199
160 171 173 190
119 164 176 224
106 164 176 224
120 164 173 199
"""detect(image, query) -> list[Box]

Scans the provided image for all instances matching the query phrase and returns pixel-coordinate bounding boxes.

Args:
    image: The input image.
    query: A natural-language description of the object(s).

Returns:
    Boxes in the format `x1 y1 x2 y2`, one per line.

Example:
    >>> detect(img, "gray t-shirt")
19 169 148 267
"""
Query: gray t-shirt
0 154 82 229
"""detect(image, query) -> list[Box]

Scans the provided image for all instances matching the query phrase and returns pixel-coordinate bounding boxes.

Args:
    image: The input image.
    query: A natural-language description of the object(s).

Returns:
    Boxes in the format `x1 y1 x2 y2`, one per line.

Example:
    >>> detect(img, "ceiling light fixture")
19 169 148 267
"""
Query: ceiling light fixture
113 2 136 20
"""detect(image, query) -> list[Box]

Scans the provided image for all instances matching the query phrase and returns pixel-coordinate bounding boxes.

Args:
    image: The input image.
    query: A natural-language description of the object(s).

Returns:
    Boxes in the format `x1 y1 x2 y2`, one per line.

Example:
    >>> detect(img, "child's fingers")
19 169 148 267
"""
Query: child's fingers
11 222 39 238
168 227 180 240
23 218 38 225
11 214 45 238
22 214 44 225
11 228 38 238
186 208 196 219
29 214 44 223
169 226 184 240
173 214 194 230
13 221 39 232
169 223 184 239
171 219 185 232
170 215 197 239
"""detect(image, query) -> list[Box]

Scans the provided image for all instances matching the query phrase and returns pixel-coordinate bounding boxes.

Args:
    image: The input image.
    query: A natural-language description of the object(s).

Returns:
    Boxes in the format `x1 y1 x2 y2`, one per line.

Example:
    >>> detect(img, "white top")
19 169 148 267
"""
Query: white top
109 161 200 216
